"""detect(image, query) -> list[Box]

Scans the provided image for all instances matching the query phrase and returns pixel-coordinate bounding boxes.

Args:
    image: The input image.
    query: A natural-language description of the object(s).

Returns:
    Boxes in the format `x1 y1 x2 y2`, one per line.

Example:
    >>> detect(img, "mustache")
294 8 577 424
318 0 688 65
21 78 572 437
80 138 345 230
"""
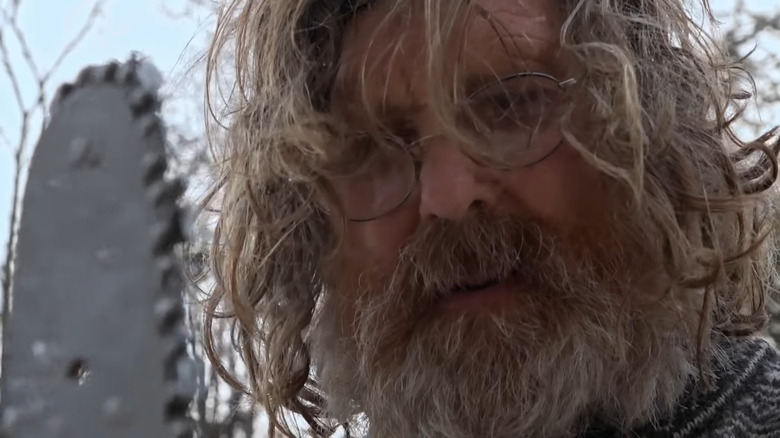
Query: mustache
386 212 564 302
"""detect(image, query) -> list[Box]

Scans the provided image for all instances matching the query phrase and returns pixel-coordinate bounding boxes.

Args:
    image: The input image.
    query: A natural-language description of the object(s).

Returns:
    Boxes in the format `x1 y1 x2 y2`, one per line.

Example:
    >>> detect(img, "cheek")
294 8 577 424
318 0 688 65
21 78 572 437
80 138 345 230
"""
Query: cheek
330 211 419 335
332 145 611 294
508 144 611 230
336 207 420 292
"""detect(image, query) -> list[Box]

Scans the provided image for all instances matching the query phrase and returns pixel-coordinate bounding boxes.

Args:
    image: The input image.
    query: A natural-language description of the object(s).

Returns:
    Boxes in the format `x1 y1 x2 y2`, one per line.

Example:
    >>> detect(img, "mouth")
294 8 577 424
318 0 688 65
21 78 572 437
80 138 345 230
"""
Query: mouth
431 269 525 312
452 278 501 294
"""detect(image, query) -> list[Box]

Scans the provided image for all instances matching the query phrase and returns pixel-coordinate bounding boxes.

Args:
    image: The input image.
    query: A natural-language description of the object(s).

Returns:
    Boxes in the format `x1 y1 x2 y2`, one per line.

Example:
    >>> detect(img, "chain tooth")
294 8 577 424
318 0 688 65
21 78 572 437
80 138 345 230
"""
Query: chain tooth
164 394 191 422
52 82 75 105
119 57 196 434
142 152 168 185
155 296 185 335
102 61 121 81
75 66 100 85
151 214 185 255
146 179 185 209
162 330 188 378
129 88 159 116
115 62 138 85
161 264 185 297
161 322 195 429
138 114 167 147
146 181 167 209
118 57 196 432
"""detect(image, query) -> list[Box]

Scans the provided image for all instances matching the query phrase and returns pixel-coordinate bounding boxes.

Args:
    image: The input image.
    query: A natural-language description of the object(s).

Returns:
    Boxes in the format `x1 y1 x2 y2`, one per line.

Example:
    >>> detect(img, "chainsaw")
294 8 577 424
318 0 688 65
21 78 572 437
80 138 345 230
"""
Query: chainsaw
0 57 197 438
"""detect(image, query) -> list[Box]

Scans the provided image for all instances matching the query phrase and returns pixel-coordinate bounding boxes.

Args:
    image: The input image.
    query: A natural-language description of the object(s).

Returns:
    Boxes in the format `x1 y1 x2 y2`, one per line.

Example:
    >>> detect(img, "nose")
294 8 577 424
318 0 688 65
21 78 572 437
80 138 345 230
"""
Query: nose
417 139 499 221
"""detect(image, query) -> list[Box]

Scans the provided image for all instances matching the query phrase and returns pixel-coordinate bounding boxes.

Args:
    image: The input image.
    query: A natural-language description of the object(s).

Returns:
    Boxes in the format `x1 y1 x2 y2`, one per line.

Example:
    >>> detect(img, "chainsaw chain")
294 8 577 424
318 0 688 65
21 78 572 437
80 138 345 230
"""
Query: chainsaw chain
52 57 195 437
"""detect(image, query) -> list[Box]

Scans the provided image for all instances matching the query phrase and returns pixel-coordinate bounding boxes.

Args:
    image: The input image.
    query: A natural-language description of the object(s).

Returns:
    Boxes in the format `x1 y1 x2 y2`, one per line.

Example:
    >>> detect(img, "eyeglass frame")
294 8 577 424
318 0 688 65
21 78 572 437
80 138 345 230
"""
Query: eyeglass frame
340 71 578 223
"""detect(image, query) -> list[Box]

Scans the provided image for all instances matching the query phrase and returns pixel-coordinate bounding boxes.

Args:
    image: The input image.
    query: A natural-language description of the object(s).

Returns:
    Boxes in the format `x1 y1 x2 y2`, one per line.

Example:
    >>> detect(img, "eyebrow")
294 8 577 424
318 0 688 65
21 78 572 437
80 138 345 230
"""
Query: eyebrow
462 57 558 96
463 71 511 97
365 69 535 125
370 102 427 128
341 61 558 126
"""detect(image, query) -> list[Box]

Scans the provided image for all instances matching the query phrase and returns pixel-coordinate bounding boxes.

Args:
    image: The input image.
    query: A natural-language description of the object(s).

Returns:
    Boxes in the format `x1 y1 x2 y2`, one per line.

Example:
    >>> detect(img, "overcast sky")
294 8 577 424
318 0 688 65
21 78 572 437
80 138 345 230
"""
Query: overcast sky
0 0 778 264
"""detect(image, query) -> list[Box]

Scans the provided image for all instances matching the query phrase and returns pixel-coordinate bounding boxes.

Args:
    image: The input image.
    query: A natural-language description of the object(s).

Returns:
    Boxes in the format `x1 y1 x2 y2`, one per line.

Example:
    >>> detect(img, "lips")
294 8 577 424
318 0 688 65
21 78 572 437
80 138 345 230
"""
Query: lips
437 275 521 312
453 278 501 293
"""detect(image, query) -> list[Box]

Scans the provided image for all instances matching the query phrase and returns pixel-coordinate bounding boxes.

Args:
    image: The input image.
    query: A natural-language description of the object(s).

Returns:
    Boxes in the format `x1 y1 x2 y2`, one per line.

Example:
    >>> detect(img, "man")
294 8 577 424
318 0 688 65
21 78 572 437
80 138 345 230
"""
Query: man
202 0 780 436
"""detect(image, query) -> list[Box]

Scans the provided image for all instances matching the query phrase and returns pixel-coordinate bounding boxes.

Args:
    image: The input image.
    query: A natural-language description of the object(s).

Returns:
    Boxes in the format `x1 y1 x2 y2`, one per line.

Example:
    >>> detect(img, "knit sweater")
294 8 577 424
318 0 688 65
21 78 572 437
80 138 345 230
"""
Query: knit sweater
581 338 780 437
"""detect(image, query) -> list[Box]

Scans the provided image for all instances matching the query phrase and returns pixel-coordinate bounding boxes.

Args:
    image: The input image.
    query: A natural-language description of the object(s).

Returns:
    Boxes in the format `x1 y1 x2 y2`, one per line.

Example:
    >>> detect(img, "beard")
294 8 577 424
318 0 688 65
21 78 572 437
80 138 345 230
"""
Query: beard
311 212 699 438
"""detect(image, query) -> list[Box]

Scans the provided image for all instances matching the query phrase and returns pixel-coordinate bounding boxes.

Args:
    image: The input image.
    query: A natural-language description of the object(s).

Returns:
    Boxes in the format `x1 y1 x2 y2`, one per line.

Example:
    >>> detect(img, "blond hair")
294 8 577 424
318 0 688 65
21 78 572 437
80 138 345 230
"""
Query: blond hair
201 0 780 435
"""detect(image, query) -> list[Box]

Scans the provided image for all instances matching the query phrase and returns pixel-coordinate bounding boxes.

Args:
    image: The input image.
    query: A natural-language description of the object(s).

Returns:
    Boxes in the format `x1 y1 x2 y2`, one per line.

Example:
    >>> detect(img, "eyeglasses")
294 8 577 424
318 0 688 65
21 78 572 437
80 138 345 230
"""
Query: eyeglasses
327 72 577 222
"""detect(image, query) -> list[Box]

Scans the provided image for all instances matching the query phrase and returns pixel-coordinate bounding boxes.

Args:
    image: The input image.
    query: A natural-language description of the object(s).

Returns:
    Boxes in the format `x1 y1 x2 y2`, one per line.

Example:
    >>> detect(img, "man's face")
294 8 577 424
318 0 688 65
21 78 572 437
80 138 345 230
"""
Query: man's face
312 0 696 436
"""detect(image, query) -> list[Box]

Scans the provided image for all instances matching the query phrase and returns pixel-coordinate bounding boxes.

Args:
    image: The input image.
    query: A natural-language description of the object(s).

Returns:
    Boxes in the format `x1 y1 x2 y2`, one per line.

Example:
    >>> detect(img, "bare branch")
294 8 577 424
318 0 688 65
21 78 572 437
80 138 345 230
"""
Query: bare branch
9 0 20 22
1 0 107 347
1 7 40 80
0 126 11 149
158 0 211 20
0 30 27 115
41 0 104 85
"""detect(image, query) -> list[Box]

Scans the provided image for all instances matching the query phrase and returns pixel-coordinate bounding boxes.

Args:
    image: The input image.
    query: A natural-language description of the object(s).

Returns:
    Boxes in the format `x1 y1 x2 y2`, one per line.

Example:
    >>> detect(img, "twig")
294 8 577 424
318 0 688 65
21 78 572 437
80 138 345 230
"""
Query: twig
0 7 28 330
0 30 26 115
1 7 40 80
0 126 11 149
9 0 20 23
158 0 209 20
40 0 104 85
1 112 26 316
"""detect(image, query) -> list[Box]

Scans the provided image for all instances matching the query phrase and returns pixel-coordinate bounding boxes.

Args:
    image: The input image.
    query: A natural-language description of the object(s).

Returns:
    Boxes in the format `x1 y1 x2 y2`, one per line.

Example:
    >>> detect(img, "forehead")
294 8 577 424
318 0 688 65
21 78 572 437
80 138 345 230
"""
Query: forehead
332 0 565 111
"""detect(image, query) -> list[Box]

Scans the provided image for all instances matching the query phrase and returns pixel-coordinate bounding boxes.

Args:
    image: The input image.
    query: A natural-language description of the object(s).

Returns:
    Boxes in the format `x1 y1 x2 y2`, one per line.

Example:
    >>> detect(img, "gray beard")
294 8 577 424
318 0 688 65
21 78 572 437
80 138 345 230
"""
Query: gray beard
311 215 700 437
311 281 697 438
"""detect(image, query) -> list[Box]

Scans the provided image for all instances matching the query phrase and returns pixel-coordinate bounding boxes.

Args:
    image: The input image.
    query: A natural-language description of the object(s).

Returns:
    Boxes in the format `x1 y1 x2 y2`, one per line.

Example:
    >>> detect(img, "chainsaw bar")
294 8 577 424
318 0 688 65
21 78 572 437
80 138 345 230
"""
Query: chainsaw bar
1 58 195 437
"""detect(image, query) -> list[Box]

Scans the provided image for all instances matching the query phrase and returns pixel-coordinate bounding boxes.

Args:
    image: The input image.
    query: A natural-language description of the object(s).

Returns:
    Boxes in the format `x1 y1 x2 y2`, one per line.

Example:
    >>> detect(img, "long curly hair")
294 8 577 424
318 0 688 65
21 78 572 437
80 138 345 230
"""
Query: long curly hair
200 0 780 435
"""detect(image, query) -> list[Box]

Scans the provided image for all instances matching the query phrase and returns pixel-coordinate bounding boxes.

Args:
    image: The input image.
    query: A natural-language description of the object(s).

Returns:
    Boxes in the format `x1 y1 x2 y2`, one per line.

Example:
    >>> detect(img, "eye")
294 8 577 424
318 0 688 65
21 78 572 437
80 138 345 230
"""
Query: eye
325 128 415 177
389 124 422 155
325 132 417 221
466 75 563 132
493 92 540 124
324 133 378 175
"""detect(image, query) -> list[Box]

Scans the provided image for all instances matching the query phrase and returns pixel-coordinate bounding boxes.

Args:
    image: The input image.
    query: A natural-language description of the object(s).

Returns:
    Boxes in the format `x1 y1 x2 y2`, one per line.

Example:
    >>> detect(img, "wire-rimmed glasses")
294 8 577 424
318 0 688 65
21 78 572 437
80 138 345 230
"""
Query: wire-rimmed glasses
327 72 577 222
